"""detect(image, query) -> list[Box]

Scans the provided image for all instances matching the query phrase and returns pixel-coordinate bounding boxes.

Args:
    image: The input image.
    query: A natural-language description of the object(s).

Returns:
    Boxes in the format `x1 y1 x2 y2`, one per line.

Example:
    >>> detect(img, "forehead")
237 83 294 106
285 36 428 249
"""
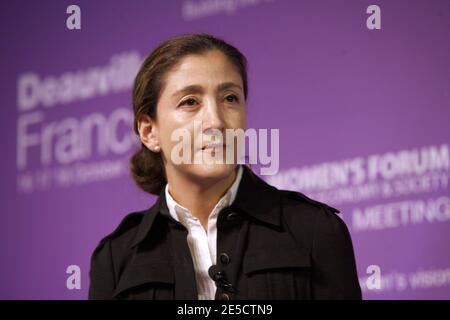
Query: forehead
163 50 243 90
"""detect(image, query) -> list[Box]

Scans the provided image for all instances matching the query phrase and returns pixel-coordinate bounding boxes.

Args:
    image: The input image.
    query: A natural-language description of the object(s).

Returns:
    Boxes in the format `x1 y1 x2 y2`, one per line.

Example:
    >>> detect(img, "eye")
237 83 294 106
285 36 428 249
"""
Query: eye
224 94 239 103
180 98 198 107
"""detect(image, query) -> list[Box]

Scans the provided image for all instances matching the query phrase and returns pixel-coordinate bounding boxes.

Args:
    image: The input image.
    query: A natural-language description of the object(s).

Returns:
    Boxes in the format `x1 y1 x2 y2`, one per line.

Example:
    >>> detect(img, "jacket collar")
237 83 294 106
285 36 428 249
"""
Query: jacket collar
129 165 281 249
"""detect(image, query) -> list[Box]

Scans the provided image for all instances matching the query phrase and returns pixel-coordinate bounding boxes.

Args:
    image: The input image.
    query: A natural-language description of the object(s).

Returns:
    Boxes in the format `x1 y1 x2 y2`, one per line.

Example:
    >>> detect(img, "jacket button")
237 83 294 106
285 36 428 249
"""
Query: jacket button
226 212 239 222
219 253 230 265
212 271 224 282
218 293 230 300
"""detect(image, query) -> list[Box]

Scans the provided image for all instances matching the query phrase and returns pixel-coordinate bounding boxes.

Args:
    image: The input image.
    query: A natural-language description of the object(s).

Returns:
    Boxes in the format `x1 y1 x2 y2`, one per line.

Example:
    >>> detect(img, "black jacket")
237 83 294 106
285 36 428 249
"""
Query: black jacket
89 165 362 300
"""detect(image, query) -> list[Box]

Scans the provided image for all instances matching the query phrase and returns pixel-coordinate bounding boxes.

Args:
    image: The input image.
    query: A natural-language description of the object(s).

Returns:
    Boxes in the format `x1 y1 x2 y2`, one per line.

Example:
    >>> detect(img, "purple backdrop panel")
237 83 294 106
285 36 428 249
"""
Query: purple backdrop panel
1 0 449 299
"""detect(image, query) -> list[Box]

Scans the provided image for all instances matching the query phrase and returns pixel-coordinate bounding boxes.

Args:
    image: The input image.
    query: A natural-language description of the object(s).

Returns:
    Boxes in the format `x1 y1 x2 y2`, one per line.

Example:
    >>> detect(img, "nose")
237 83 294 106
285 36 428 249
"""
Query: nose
202 98 224 134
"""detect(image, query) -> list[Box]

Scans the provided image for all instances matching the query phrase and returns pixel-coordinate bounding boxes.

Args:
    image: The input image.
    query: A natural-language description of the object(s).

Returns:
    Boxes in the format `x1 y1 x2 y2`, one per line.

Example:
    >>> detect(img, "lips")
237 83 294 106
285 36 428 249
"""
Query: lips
201 143 225 151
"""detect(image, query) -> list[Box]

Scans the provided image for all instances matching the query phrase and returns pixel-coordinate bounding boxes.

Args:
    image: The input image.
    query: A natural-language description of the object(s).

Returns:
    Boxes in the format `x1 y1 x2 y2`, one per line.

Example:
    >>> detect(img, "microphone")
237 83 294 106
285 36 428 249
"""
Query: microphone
208 265 235 291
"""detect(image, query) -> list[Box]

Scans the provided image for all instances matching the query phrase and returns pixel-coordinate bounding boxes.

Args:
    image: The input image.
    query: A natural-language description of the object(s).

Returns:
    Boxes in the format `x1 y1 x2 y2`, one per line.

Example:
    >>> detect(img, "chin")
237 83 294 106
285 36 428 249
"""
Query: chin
185 163 236 182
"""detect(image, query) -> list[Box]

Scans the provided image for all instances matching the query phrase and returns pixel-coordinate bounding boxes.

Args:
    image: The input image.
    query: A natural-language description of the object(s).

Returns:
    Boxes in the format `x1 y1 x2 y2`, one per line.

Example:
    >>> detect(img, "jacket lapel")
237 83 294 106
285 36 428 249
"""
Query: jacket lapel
218 166 311 291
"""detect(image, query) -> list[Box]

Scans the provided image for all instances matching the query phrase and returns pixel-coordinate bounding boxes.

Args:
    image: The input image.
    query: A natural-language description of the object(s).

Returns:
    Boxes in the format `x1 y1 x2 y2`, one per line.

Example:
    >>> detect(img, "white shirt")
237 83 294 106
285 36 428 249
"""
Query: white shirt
164 165 244 300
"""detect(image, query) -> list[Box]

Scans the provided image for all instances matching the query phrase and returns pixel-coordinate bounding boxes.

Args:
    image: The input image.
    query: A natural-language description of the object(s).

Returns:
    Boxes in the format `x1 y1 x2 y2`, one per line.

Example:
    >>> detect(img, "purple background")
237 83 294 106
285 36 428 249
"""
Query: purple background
1 0 449 299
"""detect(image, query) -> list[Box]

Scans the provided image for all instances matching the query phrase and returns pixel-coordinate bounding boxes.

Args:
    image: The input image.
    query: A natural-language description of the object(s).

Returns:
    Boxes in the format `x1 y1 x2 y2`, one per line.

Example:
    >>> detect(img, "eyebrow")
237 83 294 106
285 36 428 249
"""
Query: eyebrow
171 82 243 98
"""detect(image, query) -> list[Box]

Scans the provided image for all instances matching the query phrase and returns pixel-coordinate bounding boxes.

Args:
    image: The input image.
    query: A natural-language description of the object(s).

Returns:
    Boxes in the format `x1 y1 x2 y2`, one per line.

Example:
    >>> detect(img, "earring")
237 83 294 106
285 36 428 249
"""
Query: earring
154 145 160 152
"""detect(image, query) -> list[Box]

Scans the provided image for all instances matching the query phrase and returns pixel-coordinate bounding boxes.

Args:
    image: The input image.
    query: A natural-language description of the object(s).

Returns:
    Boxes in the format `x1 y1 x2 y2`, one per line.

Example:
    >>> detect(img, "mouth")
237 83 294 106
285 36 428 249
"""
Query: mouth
201 143 225 152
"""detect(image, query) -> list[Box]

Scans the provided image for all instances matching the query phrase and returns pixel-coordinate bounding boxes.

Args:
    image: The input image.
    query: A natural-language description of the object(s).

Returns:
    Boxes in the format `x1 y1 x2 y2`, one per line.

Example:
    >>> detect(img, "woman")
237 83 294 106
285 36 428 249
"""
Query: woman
88 33 362 300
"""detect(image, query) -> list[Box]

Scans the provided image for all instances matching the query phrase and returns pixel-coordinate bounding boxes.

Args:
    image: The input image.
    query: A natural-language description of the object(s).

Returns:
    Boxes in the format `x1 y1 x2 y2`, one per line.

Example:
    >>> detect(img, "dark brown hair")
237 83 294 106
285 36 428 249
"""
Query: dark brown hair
129 33 248 195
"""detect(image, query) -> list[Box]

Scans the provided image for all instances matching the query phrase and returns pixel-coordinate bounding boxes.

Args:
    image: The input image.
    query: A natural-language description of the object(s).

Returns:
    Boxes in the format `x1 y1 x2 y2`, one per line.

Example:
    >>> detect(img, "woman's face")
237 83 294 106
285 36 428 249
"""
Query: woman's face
147 49 247 183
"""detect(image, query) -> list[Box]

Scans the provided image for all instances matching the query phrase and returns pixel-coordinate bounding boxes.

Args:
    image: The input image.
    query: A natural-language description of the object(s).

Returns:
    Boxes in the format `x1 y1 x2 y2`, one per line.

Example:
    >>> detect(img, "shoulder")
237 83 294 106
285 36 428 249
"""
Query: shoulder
279 189 341 226
279 189 340 214
277 189 350 247
88 210 148 299
91 210 146 258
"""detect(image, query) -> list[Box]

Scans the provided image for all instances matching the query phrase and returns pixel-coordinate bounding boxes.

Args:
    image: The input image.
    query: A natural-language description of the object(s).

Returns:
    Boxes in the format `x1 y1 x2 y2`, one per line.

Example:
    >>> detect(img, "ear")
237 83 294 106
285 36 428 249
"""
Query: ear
137 114 161 153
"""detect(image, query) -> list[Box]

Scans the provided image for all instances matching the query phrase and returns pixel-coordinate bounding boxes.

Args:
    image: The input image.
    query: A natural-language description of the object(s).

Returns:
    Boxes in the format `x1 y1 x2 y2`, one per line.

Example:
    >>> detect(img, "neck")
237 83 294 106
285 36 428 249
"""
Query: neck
165 166 239 229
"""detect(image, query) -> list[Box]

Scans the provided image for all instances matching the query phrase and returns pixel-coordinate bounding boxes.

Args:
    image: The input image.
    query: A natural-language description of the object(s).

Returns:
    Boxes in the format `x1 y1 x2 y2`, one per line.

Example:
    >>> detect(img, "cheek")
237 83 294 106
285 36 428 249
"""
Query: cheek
158 116 195 151
231 108 247 129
